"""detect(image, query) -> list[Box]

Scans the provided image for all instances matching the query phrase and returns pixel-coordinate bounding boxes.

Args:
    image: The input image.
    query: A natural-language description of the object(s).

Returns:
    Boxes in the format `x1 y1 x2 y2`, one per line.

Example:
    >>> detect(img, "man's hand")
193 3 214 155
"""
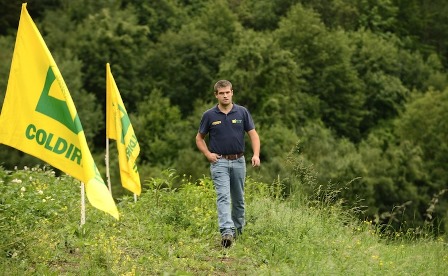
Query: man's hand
251 156 260 167
207 152 220 163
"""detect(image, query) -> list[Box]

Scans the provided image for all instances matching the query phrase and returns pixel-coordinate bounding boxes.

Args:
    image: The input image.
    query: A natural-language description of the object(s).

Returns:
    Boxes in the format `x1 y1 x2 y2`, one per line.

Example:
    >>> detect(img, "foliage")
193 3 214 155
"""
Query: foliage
144 0 241 115
395 89 448 232
229 0 296 31
288 122 444 234
133 89 192 169
275 4 366 141
218 28 317 128
72 4 151 112
123 0 188 42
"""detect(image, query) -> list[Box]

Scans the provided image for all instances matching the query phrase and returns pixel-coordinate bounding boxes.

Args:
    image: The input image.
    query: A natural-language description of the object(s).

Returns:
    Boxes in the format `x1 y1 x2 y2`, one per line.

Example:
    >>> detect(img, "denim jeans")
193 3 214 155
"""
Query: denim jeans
210 156 246 237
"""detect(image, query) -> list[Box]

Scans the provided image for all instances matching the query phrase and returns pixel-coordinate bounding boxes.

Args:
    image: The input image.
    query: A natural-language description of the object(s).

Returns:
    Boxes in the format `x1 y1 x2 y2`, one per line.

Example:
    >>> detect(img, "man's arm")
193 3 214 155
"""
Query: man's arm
195 132 219 163
247 129 260 167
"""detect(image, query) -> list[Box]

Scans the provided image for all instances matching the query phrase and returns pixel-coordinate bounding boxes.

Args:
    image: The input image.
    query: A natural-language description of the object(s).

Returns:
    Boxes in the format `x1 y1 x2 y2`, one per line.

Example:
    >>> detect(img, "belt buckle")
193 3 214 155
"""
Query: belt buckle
230 153 240 160
221 153 242 160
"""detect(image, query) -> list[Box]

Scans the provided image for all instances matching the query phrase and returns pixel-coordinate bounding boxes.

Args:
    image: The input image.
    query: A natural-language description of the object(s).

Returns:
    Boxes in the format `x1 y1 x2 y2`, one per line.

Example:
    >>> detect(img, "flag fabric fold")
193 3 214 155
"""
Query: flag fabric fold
106 63 141 195
0 4 119 220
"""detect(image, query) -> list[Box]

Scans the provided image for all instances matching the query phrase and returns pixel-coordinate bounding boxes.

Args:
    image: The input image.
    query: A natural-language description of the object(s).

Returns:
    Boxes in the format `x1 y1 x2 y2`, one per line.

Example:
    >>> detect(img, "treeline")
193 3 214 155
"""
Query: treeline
0 0 447 234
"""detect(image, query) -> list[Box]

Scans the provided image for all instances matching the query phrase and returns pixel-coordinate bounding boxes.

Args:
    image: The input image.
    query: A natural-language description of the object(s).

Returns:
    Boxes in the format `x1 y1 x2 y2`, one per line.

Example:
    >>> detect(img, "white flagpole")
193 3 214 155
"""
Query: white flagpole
80 182 86 226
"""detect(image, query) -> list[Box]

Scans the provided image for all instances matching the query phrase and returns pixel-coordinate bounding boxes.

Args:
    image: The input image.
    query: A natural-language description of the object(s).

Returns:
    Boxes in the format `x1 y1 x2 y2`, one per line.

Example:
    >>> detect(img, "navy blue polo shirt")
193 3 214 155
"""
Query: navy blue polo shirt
198 104 255 155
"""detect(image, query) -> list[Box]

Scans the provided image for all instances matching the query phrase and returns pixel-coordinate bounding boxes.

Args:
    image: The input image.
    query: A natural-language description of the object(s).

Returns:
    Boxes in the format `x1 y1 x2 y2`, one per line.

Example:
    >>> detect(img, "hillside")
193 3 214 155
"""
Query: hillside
0 166 446 275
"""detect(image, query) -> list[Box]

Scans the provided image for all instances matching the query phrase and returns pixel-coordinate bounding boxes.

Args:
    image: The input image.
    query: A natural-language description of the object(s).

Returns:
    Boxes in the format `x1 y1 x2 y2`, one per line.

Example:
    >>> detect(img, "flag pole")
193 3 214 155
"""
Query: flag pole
80 182 86 226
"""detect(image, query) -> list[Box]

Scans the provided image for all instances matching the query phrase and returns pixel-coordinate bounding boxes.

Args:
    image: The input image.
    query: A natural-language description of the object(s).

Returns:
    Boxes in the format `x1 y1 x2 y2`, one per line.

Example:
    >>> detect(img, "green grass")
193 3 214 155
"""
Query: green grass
0 166 447 275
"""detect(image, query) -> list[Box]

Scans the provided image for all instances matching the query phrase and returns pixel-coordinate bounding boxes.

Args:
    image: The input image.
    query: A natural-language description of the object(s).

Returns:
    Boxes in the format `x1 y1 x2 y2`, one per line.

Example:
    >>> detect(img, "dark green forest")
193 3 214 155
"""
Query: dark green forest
0 0 447 234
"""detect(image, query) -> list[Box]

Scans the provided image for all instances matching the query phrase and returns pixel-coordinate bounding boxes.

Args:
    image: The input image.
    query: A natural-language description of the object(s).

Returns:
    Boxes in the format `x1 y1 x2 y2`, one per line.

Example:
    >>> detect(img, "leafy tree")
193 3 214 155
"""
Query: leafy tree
274 4 365 141
121 0 188 42
396 89 448 191
218 28 320 129
145 0 241 115
0 0 63 35
229 0 297 31
295 122 362 189
359 71 408 131
357 130 429 229
133 89 191 168
392 0 448 67
300 0 398 32
300 0 360 30
349 30 448 136
252 123 300 184
73 5 151 111
38 1 153 152
356 0 398 32
295 122 431 231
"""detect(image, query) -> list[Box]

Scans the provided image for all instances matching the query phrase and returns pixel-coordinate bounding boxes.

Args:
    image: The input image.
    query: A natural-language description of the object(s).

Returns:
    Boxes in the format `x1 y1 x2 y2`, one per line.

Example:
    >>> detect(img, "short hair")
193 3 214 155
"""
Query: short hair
214 80 232 93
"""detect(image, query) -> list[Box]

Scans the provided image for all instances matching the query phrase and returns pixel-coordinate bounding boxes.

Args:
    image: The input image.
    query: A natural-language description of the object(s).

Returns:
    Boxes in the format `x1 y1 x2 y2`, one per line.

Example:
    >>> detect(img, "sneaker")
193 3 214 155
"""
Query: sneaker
221 234 233 248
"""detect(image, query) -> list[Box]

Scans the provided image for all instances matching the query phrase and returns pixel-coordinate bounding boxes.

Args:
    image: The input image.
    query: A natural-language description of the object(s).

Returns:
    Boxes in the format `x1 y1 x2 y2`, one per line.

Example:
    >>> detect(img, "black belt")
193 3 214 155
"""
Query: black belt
219 153 244 160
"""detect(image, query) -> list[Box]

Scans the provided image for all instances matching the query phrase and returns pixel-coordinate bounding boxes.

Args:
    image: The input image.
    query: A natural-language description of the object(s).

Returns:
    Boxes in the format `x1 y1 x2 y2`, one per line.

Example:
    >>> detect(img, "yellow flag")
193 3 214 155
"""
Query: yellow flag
0 4 119 220
106 63 141 195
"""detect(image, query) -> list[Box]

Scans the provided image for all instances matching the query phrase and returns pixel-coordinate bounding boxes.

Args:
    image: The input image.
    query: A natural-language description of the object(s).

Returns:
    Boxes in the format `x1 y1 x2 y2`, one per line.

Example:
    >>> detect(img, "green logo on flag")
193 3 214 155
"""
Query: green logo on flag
36 67 83 134
118 104 131 144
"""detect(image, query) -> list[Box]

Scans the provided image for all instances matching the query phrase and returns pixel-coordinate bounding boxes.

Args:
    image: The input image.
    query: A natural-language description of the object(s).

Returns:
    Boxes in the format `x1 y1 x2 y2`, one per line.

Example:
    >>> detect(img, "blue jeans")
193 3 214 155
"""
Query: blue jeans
210 156 246 237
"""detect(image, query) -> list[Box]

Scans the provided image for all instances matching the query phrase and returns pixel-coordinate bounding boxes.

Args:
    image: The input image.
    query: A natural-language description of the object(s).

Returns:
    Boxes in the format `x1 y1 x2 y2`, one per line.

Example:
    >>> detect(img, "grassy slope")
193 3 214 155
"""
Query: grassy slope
0 167 447 275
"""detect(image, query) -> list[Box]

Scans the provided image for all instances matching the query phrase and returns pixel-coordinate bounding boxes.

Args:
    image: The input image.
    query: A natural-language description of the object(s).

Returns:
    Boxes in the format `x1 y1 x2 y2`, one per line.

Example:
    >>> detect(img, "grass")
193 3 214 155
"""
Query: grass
0 165 447 275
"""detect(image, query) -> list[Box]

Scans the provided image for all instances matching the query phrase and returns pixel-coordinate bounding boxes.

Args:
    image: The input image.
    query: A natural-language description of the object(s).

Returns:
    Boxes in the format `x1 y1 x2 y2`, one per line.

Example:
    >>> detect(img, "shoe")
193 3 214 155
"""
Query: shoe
221 234 233 248
236 228 243 238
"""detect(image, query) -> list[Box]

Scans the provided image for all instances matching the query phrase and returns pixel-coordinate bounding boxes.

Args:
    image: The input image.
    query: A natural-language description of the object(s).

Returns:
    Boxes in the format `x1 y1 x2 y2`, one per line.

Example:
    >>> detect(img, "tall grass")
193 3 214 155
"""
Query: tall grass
0 165 447 275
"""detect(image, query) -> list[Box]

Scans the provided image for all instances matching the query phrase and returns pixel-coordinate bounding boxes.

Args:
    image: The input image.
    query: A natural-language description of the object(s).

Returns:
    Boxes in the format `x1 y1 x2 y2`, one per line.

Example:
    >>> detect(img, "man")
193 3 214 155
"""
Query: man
196 80 261 248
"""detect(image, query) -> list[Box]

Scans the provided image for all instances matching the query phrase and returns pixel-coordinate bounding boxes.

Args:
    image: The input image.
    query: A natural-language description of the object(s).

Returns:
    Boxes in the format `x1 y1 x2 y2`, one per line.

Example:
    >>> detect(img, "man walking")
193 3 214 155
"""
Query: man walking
196 80 261 248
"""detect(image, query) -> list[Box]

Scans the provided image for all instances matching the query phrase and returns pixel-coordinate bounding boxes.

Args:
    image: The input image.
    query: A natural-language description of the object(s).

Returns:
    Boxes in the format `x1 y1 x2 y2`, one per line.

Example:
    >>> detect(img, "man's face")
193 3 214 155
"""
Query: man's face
215 86 233 105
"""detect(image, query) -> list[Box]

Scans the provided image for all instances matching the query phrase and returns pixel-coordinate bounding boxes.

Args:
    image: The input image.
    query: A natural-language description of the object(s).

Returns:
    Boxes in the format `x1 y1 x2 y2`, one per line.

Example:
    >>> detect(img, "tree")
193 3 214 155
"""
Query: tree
275 4 365 141
396 89 448 190
133 90 191 169
121 0 188 42
144 0 242 115
392 0 448 67
73 5 151 111
229 0 296 31
218 28 318 128
357 130 429 230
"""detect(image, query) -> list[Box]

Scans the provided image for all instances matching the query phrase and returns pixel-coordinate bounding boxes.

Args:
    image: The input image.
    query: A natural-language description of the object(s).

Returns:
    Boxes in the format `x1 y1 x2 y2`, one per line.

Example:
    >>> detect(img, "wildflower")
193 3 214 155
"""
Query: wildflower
12 179 22 184
20 186 26 192
37 190 44 195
